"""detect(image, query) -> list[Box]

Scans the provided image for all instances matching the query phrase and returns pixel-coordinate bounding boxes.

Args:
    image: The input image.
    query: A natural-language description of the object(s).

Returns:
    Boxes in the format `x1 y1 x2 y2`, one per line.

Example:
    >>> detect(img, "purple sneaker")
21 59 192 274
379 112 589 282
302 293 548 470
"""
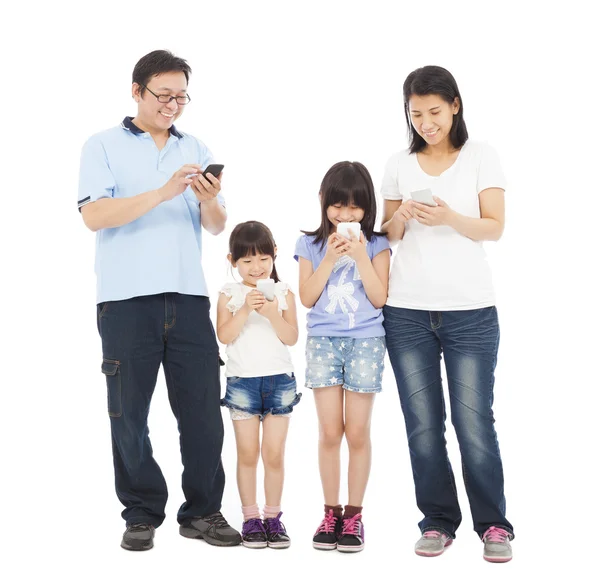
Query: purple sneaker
337 514 364 553
241 517 267 549
264 512 291 549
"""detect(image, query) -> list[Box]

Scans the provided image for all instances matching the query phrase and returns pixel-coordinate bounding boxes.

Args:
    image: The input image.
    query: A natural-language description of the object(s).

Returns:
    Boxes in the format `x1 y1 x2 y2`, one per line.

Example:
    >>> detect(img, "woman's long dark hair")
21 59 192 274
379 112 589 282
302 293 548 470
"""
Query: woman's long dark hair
228 221 280 282
302 161 381 249
403 65 468 154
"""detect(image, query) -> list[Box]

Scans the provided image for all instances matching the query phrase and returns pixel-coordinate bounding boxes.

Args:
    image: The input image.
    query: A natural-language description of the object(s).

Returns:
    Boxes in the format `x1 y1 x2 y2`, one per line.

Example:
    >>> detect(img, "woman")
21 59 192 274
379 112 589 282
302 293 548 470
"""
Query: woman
381 65 514 563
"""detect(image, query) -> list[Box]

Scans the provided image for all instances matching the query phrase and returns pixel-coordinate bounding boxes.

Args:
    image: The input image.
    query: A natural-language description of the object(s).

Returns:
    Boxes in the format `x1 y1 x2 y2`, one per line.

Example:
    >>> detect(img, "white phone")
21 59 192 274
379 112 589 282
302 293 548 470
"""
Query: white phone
337 222 361 239
410 188 437 206
256 278 275 301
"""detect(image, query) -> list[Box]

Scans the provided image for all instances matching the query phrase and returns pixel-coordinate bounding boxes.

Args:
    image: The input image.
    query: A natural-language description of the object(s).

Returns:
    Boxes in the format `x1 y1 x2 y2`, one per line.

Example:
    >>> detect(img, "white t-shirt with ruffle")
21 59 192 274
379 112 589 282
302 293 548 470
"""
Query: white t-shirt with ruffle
219 281 295 378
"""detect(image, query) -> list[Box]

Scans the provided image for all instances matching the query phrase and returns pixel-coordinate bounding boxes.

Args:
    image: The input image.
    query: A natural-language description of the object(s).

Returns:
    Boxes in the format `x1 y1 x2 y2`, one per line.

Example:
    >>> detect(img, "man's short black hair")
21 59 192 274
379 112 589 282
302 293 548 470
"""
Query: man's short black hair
132 50 191 94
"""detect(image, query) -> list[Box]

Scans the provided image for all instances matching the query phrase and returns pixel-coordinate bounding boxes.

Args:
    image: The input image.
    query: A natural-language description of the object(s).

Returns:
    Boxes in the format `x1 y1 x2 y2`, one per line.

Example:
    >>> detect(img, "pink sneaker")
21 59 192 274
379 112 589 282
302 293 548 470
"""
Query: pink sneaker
312 510 342 550
415 530 453 557
482 526 512 563
337 514 365 553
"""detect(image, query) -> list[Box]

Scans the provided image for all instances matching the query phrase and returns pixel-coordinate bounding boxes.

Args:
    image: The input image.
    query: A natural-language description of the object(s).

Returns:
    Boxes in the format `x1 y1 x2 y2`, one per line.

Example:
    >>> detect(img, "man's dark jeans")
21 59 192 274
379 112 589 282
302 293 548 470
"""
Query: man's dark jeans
97 293 225 528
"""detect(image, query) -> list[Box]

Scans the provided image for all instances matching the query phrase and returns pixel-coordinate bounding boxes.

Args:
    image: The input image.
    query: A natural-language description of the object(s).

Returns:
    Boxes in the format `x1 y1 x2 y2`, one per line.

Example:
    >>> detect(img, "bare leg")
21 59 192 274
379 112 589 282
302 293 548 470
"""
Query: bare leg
232 417 261 507
313 385 345 505
345 391 375 506
261 414 291 508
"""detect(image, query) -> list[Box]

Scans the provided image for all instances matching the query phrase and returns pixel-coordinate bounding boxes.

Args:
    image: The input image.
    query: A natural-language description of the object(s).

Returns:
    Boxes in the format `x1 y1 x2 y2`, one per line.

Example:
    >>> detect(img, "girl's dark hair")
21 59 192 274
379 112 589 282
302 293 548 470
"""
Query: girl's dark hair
303 161 381 248
132 50 192 97
403 65 468 154
229 221 280 283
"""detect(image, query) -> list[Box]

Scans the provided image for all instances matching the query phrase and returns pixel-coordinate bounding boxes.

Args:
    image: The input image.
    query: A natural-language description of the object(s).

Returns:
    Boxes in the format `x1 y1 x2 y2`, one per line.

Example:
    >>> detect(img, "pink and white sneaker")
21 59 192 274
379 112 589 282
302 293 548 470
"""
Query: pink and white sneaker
415 530 453 557
482 526 512 563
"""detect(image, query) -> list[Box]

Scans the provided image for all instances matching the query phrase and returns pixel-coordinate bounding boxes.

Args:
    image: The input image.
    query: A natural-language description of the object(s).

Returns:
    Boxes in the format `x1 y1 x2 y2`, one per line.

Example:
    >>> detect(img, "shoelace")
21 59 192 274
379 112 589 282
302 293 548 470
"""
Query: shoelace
243 518 266 535
483 526 509 543
341 513 362 535
316 510 337 534
423 530 443 539
203 512 230 529
265 512 285 535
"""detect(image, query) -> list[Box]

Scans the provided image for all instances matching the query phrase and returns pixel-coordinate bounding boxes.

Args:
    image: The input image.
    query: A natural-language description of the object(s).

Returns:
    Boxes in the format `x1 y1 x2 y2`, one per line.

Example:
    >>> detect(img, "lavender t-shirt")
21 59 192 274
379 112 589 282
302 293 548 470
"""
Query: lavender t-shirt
294 234 391 338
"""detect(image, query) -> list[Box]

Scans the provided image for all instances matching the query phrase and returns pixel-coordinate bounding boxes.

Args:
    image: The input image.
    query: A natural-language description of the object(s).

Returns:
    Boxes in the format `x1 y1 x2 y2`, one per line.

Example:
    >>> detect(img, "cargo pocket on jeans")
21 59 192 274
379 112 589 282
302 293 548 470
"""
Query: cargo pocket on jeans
101 359 122 417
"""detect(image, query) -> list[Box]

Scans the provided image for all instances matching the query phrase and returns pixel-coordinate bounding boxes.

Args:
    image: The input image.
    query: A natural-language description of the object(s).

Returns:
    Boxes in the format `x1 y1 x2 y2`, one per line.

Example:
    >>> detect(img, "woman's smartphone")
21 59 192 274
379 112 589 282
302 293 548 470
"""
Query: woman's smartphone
410 188 437 206
203 164 224 182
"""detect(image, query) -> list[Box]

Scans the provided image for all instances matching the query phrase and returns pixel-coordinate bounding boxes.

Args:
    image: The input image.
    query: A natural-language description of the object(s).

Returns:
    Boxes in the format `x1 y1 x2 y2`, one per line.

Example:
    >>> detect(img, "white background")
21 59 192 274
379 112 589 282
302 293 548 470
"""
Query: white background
2 1 598 583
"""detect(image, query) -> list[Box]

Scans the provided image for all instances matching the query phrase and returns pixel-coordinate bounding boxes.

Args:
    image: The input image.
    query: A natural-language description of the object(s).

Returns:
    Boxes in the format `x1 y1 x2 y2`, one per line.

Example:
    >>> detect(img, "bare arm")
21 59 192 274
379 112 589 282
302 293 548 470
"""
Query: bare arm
343 233 390 309
216 292 257 344
200 199 227 235
80 190 162 232
298 234 346 308
190 172 227 235
258 291 299 346
381 199 416 244
298 257 334 309
355 250 390 309
412 189 505 242
446 188 505 241
80 164 202 232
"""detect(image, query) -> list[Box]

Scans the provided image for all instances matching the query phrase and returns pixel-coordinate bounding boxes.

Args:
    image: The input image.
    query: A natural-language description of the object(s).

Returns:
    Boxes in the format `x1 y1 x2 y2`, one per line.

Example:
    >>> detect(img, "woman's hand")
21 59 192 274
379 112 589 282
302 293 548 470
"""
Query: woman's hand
412 197 455 226
393 200 416 223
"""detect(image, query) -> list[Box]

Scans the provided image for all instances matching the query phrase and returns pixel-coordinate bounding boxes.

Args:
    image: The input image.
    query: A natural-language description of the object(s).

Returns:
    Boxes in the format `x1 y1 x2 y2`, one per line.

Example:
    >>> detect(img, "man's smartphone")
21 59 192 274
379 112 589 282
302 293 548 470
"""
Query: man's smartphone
337 222 361 240
203 164 224 182
410 188 437 206
257 278 275 301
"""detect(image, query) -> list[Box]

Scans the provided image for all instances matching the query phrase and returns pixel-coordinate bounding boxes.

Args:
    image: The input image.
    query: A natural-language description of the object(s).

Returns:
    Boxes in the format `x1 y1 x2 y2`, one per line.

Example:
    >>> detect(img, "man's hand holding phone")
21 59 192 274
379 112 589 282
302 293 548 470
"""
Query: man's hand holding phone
158 164 203 202
191 163 224 204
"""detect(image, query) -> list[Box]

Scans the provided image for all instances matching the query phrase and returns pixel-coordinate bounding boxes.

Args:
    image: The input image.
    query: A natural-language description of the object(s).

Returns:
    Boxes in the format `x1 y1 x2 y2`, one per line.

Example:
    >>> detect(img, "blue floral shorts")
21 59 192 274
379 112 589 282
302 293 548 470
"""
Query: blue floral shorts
304 336 386 393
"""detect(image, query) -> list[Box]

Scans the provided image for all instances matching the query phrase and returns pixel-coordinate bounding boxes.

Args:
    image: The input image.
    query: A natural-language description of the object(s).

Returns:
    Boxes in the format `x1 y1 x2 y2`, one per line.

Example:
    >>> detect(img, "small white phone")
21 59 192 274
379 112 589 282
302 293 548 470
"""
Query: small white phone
337 222 361 239
256 278 275 301
410 188 437 206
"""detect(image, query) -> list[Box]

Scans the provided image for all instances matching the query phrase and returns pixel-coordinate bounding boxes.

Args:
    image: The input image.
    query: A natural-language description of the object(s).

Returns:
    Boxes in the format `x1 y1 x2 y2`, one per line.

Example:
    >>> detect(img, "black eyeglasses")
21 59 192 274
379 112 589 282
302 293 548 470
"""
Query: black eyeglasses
141 85 191 105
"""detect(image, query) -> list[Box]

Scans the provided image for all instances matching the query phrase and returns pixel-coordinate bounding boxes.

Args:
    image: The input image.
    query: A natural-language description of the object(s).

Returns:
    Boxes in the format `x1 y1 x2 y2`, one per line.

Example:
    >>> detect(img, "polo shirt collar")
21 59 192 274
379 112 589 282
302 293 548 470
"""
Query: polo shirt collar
121 116 183 139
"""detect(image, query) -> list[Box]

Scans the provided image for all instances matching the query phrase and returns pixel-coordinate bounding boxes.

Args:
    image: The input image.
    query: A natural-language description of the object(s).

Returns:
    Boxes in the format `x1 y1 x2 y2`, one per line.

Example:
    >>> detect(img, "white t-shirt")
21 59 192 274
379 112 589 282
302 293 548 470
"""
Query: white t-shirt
381 140 506 311
219 281 295 377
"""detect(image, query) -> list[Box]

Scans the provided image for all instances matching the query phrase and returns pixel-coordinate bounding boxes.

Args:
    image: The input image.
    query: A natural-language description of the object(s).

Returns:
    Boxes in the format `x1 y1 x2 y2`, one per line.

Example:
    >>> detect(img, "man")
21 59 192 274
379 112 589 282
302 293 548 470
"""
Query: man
78 50 241 551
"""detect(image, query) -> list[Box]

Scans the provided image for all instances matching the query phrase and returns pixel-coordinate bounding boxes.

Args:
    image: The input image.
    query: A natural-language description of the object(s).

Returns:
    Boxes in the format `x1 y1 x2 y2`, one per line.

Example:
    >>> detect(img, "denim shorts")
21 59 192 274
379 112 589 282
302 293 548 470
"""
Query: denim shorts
221 373 302 421
305 336 386 393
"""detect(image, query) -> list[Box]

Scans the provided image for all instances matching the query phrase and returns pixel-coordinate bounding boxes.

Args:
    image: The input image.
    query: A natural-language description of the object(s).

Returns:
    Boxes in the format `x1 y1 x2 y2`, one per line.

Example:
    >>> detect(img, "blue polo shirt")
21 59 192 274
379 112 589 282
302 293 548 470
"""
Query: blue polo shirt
78 117 225 303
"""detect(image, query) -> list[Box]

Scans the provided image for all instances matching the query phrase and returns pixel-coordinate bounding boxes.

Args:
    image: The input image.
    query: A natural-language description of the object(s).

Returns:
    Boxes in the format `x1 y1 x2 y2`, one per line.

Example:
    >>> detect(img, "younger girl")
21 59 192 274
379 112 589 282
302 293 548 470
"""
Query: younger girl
217 221 301 549
295 162 391 553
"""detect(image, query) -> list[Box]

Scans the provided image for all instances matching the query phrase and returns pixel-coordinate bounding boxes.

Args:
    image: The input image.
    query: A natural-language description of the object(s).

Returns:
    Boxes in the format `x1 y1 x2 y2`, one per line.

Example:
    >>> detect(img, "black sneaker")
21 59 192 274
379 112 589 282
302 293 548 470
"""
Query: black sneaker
337 514 365 553
121 523 155 551
179 511 242 546
242 517 268 549
312 509 342 550
264 512 291 549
